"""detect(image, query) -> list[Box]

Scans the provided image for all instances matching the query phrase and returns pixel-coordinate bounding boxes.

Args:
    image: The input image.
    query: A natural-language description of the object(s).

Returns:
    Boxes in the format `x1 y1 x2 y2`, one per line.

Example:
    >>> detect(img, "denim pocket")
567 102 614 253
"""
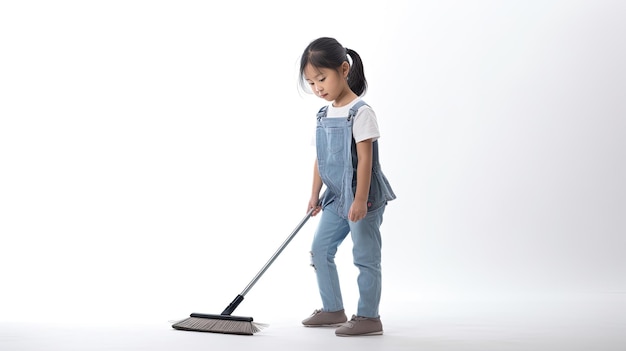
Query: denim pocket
325 127 345 155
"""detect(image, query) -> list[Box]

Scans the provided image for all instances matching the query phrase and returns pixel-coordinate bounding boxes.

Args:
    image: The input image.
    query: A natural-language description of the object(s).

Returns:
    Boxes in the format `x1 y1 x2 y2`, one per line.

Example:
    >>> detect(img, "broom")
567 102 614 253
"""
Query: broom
172 205 317 335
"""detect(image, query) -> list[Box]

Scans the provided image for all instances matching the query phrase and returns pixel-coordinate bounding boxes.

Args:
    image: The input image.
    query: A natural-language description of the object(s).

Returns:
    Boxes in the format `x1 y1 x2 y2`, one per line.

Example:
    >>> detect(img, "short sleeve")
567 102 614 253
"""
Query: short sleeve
353 106 380 143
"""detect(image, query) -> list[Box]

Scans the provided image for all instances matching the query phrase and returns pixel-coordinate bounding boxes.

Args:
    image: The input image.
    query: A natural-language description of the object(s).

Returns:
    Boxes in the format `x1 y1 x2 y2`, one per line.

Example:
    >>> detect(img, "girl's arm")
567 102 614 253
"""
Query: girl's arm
350 139 373 222
309 158 324 216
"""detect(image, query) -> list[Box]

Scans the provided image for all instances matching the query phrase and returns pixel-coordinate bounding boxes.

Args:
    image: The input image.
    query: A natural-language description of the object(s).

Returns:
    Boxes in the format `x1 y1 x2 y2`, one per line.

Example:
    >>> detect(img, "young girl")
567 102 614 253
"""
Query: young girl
298 37 396 337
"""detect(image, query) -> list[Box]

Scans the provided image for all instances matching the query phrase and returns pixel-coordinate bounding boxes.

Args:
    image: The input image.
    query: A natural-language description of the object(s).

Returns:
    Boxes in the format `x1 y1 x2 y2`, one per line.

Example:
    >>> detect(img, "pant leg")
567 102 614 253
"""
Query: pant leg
349 204 385 318
310 203 350 312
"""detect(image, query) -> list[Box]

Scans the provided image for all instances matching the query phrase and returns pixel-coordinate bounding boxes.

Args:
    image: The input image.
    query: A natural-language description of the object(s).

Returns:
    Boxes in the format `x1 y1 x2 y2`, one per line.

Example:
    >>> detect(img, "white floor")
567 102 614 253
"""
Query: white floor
2 294 624 351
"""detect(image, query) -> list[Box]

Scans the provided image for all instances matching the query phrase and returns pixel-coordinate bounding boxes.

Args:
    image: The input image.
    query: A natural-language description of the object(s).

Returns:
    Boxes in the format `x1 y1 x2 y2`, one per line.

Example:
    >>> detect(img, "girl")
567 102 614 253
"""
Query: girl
298 37 396 337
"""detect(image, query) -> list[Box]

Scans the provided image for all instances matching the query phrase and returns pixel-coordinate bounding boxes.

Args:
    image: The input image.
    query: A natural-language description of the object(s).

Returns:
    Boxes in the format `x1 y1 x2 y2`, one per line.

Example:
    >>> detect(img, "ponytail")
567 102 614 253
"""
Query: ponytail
346 48 367 96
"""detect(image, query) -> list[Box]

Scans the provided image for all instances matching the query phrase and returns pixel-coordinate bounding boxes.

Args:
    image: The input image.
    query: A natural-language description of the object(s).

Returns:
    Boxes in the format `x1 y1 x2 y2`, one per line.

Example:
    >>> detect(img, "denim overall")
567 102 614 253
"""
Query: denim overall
311 100 396 318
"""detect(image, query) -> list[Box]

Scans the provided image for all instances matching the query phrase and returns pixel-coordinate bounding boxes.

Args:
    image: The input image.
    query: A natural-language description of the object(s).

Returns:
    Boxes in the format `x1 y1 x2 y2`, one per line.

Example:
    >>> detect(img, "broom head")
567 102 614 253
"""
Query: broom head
171 313 268 335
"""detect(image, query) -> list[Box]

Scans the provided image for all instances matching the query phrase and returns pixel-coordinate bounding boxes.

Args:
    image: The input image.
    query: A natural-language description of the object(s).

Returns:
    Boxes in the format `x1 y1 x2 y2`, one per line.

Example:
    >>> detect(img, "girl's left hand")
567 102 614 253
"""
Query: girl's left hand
348 200 368 222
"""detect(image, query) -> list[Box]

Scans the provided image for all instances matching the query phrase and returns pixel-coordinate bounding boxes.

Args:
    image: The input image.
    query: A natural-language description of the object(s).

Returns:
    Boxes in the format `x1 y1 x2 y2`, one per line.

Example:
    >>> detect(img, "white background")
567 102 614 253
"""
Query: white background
1 0 624 326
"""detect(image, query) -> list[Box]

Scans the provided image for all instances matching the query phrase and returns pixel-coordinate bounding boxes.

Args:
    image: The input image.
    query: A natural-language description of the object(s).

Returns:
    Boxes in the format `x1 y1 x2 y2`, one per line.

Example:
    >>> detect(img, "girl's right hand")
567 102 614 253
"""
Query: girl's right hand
308 197 322 216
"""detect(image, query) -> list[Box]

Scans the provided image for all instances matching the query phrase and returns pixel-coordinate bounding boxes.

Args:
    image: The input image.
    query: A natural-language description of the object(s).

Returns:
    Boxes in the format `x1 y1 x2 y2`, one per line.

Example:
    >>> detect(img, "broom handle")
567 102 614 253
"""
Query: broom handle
221 203 318 316
241 207 315 296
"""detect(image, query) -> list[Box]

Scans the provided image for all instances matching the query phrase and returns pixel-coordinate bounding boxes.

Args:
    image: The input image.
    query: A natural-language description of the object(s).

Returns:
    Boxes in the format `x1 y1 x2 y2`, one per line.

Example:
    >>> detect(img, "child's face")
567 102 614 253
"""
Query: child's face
303 64 347 103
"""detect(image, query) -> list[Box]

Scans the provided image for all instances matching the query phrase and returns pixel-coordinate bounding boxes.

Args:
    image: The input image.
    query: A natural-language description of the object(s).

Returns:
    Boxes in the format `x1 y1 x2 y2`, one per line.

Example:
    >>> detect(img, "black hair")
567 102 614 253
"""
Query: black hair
299 37 367 96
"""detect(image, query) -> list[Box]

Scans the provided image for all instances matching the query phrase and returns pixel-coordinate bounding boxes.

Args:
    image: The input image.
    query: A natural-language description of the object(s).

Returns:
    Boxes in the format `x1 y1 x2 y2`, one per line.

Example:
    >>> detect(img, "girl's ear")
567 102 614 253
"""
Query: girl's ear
342 61 350 78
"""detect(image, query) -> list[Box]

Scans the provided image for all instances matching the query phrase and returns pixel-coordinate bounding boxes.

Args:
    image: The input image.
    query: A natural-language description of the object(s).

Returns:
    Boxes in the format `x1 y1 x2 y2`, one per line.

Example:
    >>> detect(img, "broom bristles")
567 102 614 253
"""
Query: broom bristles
172 316 268 335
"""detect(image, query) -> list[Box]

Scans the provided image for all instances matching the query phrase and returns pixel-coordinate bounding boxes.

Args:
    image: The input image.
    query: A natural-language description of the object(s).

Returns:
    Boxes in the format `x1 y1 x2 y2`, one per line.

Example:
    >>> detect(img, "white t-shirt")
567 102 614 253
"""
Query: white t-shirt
313 98 380 145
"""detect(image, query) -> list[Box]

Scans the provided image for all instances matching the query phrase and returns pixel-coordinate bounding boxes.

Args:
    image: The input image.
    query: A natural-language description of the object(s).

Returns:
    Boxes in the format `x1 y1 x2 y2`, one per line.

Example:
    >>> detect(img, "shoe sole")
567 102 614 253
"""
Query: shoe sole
336 330 384 337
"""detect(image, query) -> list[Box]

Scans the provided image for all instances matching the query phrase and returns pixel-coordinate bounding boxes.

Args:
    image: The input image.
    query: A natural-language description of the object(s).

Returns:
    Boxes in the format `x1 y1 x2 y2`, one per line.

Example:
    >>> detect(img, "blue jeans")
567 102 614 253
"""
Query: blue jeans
310 201 385 318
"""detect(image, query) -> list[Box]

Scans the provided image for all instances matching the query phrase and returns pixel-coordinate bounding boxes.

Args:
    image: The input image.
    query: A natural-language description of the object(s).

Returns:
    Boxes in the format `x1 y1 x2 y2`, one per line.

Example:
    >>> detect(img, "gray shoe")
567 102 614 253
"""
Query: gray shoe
335 315 384 336
302 309 348 327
